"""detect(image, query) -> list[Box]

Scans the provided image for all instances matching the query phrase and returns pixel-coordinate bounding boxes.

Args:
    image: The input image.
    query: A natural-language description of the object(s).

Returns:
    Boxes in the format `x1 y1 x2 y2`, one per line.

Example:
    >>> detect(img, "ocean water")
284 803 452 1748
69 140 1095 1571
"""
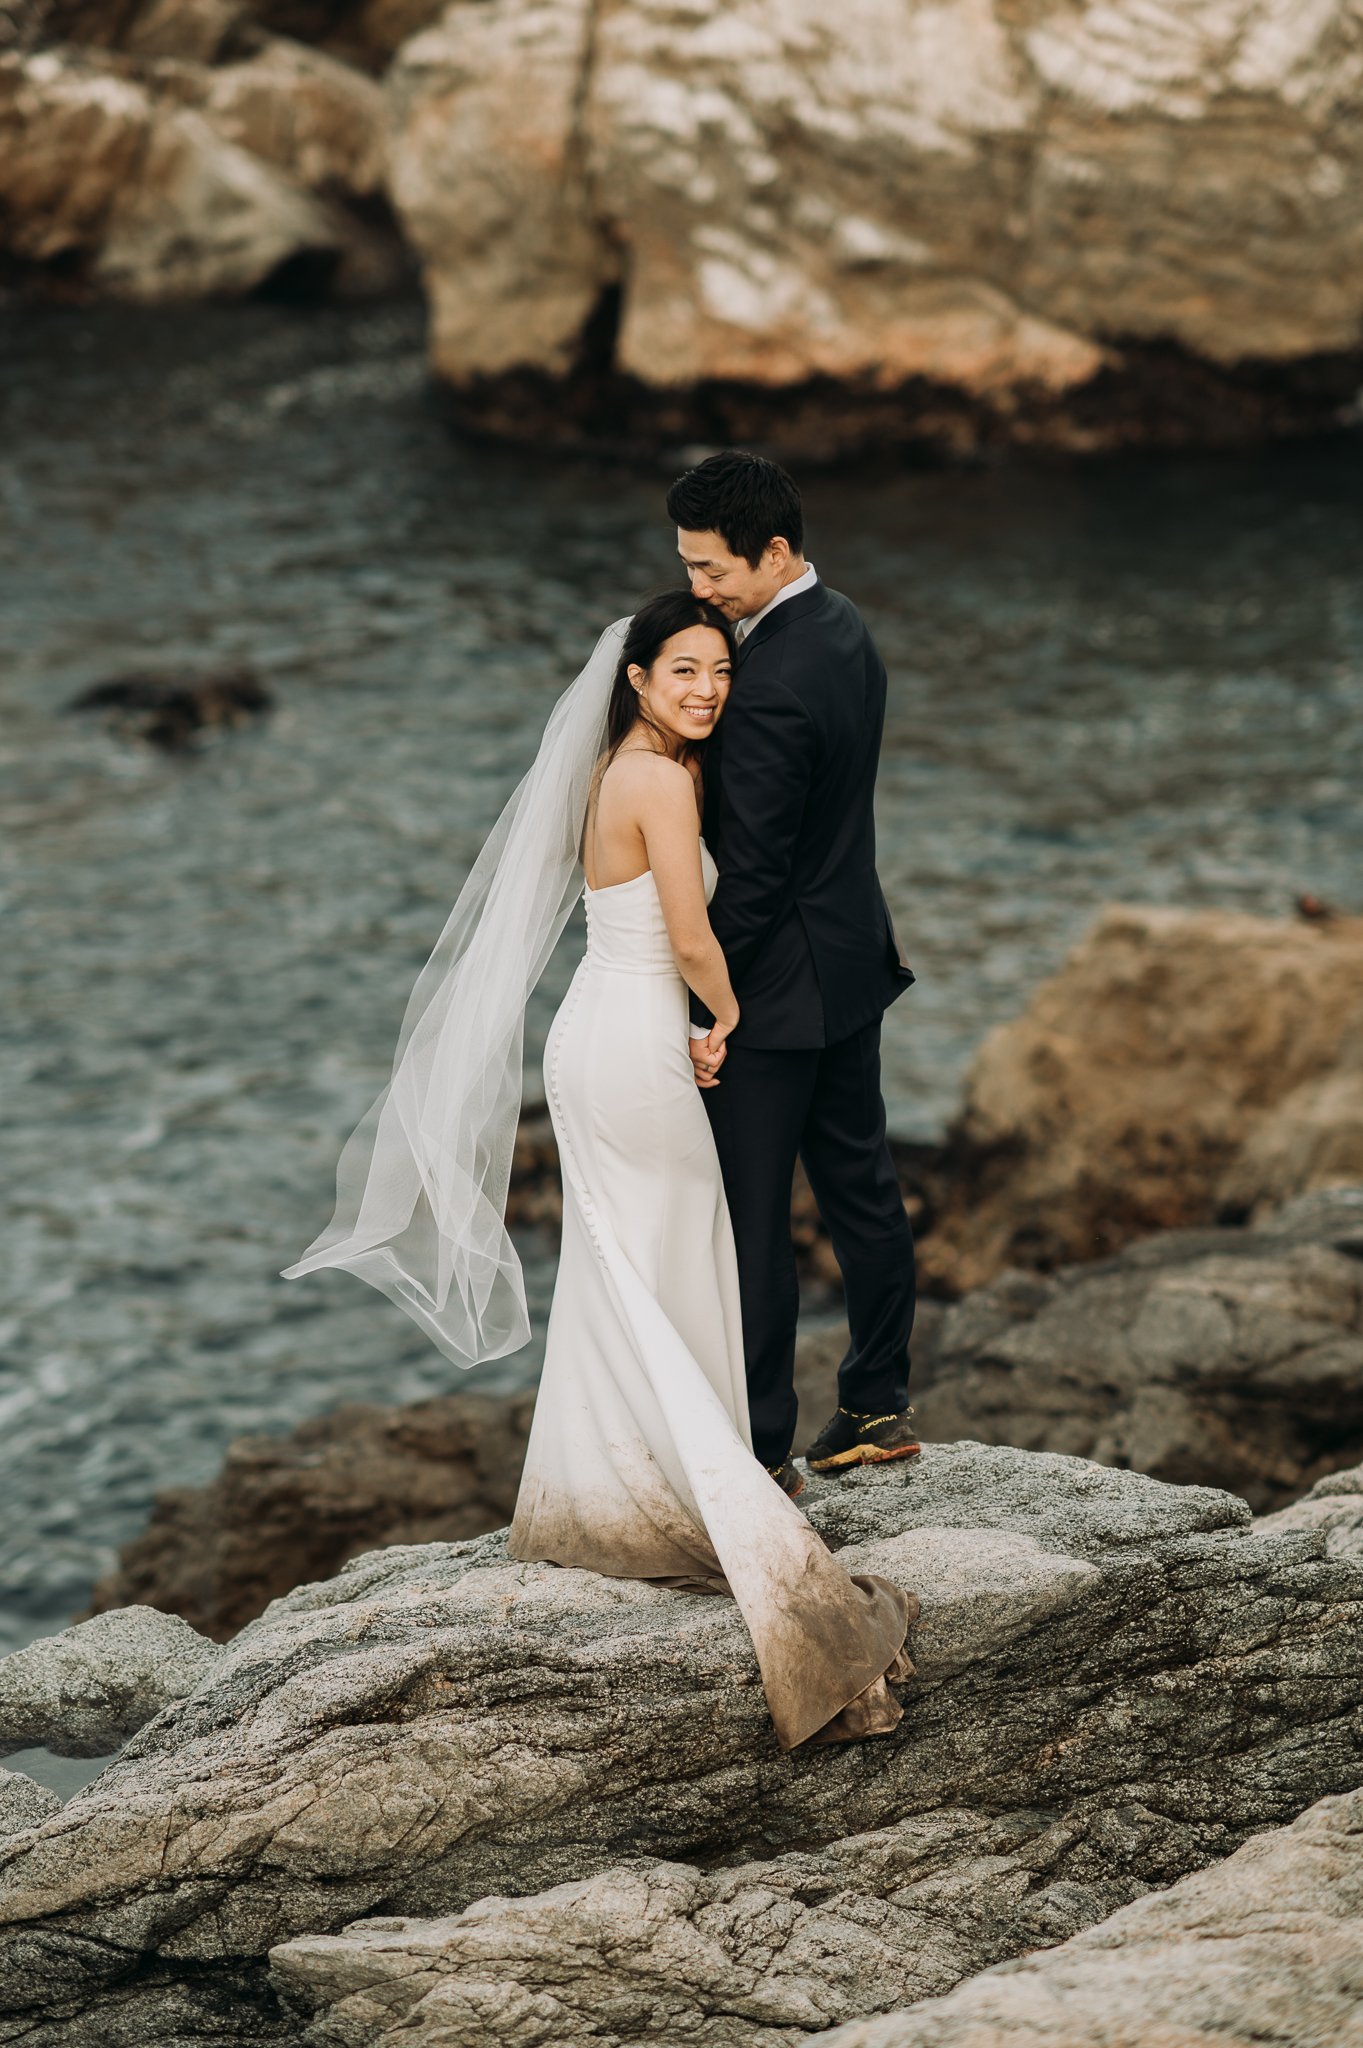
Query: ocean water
2 293 1360 1656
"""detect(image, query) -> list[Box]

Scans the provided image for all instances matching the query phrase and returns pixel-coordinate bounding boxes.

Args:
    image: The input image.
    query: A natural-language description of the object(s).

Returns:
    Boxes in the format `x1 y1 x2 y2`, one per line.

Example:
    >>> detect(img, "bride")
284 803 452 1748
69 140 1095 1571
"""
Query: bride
284 590 916 1750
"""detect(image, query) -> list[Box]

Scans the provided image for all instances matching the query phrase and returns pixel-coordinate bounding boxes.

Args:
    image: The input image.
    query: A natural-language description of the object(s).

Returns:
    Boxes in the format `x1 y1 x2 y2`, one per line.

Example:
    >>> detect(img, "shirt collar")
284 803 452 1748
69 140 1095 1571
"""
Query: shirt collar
734 561 818 642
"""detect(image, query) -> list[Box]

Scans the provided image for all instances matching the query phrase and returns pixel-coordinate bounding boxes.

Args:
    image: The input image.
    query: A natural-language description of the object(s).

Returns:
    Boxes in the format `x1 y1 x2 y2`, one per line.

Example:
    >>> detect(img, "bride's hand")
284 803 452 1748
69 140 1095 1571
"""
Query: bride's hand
690 1014 737 1090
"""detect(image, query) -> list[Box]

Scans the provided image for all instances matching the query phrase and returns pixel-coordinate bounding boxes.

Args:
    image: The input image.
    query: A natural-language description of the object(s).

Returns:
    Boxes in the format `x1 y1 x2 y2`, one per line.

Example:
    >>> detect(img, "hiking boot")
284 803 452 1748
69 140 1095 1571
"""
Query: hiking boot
765 1456 806 1499
805 1406 920 1473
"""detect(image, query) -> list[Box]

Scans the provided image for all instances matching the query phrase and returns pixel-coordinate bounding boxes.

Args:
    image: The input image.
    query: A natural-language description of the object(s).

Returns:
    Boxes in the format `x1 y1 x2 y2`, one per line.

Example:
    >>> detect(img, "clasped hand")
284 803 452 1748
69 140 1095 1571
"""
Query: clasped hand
689 1019 734 1090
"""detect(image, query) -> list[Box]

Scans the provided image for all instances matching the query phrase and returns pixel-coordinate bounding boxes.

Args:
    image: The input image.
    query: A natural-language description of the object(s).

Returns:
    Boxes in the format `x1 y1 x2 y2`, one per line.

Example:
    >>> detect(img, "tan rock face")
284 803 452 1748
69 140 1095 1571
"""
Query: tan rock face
4 50 325 297
0 29 397 296
180 37 389 196
922 906 1363 1293
388 0 617 381
387 0 1363 444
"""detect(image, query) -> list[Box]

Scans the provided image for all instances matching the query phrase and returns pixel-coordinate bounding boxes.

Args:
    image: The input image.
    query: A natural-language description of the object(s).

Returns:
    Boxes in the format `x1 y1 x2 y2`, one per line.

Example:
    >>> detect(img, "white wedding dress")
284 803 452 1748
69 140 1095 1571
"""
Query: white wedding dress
507 841 916 1750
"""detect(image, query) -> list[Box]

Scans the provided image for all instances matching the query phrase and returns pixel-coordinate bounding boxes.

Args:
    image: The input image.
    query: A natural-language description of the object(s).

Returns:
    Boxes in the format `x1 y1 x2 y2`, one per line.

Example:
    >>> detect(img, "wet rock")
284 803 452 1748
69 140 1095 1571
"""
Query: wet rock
913 1187 1363 1512
388 0 1363 455
3 1442 1362 2040
0 1769 60 1841
818 1787 1363 2048
0 1607 223 1758
921 906 1363 1294
41 0 256 63
69 667 273 748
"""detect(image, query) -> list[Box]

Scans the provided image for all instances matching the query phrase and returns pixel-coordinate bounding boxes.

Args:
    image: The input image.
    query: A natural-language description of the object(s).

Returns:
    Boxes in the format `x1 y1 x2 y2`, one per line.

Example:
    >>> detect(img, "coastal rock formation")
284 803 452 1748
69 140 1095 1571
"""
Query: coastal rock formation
0 1606 222 1757
921 906 1363 1294
0 19 397 297
388 0 1363 451
912 1188 1363 1512
268 1800 1182 2045
3 1442 1362 2041
819 1788 1363 2048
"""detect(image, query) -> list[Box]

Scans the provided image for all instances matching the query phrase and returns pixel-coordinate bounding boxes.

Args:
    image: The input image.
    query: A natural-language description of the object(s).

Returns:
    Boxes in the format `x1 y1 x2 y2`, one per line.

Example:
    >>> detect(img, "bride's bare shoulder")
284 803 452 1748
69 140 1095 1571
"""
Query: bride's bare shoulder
603 750 694 796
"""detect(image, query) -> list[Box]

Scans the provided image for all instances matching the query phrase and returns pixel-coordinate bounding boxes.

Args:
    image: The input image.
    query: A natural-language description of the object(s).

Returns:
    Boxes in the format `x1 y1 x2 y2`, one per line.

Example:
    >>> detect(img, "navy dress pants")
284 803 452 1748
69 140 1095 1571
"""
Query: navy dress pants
703 1018 915 1469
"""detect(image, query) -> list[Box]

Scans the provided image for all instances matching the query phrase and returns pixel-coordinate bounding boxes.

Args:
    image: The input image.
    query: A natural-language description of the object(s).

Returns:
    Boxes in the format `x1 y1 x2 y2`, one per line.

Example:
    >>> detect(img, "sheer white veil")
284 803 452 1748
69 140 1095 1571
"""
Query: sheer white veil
282 616 630 1364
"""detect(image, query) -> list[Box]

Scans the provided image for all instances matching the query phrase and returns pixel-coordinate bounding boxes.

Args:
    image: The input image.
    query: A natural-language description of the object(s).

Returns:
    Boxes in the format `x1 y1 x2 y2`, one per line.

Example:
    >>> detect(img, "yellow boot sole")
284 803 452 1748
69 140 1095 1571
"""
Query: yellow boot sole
807 1441 921 1472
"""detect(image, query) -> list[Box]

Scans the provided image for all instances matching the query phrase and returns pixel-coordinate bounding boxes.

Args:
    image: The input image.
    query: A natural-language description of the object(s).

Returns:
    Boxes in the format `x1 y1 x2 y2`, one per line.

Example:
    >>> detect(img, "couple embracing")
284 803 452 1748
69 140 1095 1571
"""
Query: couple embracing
286 452 921 1750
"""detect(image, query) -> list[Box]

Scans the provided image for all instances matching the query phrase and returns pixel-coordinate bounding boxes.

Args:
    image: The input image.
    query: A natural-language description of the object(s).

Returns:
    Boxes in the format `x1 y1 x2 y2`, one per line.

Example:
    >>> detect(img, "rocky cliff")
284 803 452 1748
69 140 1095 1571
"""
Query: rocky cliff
3 1442 1362 2042
7 1 1363 451
387 0 1363 452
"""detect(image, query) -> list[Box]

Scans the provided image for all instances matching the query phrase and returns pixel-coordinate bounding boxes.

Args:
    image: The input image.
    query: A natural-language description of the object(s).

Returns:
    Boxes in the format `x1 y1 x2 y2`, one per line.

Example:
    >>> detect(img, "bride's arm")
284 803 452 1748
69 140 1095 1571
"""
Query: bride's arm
637 759 739 1059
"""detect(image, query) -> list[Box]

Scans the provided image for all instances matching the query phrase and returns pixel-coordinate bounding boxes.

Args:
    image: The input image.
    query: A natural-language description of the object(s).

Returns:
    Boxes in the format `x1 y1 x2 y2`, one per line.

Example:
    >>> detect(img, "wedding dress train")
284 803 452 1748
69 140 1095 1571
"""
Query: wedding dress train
507 843 915 1750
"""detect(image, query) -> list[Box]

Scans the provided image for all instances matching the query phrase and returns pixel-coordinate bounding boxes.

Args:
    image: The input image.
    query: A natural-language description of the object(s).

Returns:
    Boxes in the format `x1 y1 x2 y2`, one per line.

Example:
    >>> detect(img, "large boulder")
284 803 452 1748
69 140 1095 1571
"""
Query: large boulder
388 0 1363 452
921 907 1363 1294
818 1787 1363 2048
0 1607 223 1758
0 46 336 294
272 1784 1363 2048
1 1442 1361 2042
0 28 399 296
910 1188 1363 1512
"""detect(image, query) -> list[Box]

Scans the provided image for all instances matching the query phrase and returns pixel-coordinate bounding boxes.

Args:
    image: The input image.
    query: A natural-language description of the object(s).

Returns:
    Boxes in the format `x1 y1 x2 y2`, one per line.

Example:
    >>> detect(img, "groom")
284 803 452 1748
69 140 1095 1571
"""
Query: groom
666 451 918 1498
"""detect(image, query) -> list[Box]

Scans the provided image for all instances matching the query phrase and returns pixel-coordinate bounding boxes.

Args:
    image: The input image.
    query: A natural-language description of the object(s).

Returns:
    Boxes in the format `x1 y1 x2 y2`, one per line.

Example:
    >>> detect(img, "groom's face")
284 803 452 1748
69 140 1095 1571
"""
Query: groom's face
676 528 788 623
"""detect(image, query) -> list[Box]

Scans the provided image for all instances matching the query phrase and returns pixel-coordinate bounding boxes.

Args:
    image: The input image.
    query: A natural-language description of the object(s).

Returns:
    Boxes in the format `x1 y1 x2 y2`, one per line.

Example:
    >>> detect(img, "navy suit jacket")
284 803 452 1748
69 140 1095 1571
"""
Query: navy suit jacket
691 578 913 1049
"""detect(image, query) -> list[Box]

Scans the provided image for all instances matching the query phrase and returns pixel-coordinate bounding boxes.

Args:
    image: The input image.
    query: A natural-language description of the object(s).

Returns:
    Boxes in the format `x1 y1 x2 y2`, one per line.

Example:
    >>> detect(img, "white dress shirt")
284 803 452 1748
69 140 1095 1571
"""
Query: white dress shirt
691 563 819 1041
734 560 818 641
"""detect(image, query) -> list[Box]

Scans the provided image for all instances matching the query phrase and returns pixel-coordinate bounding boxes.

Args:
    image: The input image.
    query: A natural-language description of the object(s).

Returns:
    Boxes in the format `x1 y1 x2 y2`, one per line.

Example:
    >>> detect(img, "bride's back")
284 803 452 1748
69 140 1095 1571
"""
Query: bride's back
583 749 701 892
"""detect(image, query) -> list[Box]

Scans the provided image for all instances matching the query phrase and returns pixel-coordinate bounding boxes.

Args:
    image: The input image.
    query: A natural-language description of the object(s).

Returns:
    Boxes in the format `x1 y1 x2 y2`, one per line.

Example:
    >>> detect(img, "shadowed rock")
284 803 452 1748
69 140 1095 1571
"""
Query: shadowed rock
818 1787 1363 2048
87 1386 537 1639
2 1442 1362 2042
69 668 274 750
909 1188 1363 1512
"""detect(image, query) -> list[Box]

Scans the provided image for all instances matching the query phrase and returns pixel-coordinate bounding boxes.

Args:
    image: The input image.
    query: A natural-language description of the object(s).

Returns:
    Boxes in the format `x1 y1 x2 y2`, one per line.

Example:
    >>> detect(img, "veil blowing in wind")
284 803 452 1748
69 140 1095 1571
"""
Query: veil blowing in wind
281 619 628 1365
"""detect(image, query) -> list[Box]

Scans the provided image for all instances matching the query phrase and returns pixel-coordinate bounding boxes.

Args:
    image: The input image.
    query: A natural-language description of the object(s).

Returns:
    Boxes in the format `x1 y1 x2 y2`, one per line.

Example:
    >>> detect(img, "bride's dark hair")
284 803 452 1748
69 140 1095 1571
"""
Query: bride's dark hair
605 590 735 764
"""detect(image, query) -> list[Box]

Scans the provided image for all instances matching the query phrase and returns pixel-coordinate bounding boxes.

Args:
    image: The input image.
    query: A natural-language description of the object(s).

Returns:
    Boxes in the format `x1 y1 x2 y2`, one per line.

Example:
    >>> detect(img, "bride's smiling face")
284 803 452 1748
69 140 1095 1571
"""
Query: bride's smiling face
628 625 732 752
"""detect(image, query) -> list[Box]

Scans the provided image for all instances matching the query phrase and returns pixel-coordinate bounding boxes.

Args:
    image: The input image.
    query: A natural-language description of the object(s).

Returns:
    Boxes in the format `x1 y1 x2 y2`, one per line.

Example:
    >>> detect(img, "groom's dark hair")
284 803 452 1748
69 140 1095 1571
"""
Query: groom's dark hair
666 451 804 567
